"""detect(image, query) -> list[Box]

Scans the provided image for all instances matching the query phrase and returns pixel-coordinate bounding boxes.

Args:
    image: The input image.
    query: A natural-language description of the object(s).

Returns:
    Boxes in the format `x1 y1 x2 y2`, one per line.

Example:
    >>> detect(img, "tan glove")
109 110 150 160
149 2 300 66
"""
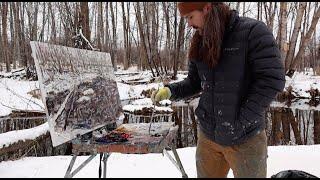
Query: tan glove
151 87 171 105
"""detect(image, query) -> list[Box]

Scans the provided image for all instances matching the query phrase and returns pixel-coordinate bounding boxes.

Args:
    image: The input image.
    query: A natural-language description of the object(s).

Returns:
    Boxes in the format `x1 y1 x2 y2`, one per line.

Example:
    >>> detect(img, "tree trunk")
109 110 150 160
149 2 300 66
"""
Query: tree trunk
173 2 178 76
126 2 131 69
242 2 246 16
236 2 240 12
2 2 10 72
12 2 22 68
284 2 307 72
38 2 46 42
31 2 39 41
97 2 103 51
110 2 117 71
263 2 277 37
287 6 320 77
121 2 129 69
162 2 171 74
48 2 56 44
19 2 28 67
135 2 155 76
277 2 288 65
174 17 185 79
9 2 15 69
79 2 90 42
104 2 110 53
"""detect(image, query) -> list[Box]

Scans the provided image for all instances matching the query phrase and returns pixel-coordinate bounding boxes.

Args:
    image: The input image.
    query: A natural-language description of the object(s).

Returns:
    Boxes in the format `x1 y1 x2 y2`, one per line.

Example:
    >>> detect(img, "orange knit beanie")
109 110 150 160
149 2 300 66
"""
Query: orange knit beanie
177 2 209 16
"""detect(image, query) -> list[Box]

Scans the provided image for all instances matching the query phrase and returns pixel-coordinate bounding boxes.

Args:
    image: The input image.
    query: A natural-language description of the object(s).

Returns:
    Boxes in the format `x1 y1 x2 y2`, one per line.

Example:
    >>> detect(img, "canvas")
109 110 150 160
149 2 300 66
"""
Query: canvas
30 41 122 147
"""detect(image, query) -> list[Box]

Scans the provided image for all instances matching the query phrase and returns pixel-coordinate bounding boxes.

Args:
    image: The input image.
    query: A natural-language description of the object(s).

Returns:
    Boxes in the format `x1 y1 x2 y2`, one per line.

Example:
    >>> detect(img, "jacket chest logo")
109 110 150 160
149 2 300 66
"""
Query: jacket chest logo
224 47 240 51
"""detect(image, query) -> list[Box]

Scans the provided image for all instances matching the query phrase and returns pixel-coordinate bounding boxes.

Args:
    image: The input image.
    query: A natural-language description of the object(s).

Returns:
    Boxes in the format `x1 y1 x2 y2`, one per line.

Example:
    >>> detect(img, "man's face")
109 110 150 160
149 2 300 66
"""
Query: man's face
184 3 211 35
185 10 205 32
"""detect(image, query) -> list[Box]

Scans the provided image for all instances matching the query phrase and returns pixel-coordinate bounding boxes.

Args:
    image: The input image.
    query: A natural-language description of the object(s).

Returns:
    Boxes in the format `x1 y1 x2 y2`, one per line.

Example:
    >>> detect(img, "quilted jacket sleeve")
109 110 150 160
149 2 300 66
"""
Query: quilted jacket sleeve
165 60 202 100
239 21 286 124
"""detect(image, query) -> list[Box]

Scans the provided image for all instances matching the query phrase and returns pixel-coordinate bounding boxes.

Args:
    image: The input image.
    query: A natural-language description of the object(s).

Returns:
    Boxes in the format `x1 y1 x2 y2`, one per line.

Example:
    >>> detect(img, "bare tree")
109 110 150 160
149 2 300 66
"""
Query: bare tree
110 2 117 70
39 2 48 42
263 2 277 33
287 5 320 76
26 2 39 41
79 2 90 42
277 2 288 65
162 2 171 74
134 2 155 76
121 2 129 69
48 2 57 44
173 14 186 79
97 2 103 51
236 2 241 12
2 2 10 72
284 2 307 72
9 2 15 69
19 2 28 67
12 2 22 68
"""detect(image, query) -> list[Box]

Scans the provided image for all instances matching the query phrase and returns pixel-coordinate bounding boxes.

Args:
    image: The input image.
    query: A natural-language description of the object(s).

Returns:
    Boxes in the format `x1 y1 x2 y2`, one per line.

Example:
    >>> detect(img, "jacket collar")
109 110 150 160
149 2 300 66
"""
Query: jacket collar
225 10 240 35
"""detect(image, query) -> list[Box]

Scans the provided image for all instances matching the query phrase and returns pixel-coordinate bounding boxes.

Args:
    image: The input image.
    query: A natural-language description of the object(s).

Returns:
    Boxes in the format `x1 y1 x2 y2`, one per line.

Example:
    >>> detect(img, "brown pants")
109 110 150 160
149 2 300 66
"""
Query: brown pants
196 130 268 178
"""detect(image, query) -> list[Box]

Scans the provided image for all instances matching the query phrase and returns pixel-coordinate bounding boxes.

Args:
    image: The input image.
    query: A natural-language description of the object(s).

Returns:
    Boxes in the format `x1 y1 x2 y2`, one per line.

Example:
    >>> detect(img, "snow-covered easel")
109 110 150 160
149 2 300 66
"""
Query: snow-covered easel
64 122 188 178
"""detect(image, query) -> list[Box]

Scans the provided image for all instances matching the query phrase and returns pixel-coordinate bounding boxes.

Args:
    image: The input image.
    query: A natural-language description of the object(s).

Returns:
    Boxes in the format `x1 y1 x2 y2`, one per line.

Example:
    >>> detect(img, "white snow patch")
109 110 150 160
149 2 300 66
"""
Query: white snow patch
0 122 49 149
0 78 45 117
122 98 173 113
82 88 94 95
76 96 91 103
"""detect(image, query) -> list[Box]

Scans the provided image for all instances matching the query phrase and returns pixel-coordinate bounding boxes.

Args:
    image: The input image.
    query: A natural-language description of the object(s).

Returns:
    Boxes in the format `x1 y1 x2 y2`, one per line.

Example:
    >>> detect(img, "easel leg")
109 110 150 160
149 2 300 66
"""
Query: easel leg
171 146 188 178
163 146 188 178
64 155 77 178
102 153 111 178
64 154 97 178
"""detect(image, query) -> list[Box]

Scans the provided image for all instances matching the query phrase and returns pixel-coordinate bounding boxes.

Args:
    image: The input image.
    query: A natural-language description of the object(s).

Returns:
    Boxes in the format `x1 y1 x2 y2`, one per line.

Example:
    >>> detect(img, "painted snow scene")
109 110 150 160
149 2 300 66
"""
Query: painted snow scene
30 41 122 147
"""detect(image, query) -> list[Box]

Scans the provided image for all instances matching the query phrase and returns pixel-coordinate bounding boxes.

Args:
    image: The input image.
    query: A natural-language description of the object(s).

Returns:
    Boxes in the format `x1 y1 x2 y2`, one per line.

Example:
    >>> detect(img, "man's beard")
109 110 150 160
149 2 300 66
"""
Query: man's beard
192 26 203 36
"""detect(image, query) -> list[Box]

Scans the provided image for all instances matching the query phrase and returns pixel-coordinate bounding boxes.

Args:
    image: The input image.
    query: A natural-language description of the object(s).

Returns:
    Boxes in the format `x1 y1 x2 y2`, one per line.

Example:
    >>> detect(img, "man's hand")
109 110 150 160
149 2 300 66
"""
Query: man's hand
151 87 171 105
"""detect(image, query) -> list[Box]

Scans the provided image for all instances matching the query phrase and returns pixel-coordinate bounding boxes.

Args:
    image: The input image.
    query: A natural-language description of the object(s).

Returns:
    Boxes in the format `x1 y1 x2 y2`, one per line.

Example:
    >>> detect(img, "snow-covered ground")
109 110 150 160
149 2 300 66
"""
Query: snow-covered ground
0 122 49 149
285 68 320 98
0 78 44 117
0 145 320 178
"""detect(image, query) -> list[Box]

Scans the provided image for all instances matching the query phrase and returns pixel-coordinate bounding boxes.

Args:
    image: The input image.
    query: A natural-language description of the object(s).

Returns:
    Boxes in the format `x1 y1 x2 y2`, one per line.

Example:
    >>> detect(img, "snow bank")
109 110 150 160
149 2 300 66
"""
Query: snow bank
285 70 320 98
0 122 49 149
0 78 45 117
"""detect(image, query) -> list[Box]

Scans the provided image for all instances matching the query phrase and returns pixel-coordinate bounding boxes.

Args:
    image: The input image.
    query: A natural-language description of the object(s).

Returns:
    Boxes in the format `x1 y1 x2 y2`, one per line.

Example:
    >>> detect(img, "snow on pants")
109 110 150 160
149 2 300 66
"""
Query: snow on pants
196 129 268 178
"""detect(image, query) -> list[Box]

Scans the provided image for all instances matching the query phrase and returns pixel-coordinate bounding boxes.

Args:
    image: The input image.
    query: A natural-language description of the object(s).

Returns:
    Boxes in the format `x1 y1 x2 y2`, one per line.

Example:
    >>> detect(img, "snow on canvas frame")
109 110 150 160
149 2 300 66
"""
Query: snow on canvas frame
30 41 122 147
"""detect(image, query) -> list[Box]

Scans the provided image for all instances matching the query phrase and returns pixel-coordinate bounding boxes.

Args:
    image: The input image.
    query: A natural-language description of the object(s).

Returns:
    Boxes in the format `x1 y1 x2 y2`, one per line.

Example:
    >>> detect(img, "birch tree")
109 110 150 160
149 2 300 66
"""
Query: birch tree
284 3 307 72
287 5 320 77
277 2 288 65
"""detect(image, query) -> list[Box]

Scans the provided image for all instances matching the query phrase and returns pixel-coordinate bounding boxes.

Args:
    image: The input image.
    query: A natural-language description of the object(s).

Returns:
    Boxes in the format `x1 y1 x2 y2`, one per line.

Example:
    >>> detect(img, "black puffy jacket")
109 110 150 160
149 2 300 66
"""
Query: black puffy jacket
166 10 285 146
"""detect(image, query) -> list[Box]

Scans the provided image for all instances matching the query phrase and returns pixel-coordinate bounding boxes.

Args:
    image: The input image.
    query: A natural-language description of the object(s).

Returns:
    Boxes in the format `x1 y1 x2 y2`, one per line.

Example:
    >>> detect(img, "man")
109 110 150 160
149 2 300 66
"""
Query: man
151 2 285 178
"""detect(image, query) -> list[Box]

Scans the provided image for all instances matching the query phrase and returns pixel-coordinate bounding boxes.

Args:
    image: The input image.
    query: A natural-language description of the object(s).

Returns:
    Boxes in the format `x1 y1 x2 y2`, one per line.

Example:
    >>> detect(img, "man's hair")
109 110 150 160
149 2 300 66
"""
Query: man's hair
188 2 231 68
